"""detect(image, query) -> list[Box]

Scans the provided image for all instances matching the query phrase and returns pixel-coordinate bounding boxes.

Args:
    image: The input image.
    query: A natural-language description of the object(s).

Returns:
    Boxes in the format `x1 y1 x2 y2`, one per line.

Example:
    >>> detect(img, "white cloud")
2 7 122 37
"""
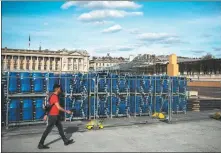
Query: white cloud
90 44 137 54
213 47 221 52
78 10 143 22
117 46 135 51
61 1 73 10
162 37 185 44
137 33 177 41
61 1 142 10
187 50 205 54
136 32 185 45
90 20 114 25
102 24 122 33
90 44 176 57
61 1 88 10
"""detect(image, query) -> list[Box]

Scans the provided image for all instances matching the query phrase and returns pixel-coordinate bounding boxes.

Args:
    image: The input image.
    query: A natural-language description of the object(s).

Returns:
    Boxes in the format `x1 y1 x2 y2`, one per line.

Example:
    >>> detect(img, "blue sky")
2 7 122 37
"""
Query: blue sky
2 1 221 58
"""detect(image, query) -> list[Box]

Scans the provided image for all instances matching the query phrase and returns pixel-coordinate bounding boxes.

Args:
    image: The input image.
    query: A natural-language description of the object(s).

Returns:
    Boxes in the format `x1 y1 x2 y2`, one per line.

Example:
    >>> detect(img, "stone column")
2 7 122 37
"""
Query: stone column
57 58 61 71
71 58 74 71
52 58 56 71
73 59 76 71
68 58 72 71
41 57 45 71
84 57 88 72
76 58 79 72
87 57 89 72
79 58 82 72
17 56 21 70
46 57 50 71
35 57 39 71
23 56 27 70
10 56 14 70
3 56 7 70
81 59 84 72
94 62 96 71
67 58 70 71
62 57 68 71
29 56 33 70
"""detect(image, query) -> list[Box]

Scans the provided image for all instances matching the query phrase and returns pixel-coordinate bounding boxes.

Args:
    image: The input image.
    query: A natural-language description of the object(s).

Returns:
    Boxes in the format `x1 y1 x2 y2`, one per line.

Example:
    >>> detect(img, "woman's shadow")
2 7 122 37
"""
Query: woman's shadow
45 126 79 146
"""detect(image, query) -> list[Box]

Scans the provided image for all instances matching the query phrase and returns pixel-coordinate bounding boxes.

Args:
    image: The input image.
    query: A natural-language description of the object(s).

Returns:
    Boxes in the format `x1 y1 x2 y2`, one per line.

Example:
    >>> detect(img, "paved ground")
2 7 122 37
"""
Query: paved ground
2 119 221 152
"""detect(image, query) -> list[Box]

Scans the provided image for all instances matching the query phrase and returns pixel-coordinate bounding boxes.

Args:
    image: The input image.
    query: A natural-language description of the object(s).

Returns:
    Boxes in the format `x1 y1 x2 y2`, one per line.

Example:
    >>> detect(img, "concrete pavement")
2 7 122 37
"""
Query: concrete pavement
2 119 221 152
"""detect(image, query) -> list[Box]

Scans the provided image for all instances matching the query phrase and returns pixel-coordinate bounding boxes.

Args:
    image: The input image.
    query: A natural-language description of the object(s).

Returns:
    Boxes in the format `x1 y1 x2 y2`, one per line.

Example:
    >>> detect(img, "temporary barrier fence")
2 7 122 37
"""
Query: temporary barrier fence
1 71 188 128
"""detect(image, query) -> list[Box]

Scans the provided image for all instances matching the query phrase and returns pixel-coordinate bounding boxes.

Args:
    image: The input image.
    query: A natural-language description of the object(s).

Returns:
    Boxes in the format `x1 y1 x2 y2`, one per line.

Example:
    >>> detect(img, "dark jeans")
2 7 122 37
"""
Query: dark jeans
39 115 68 145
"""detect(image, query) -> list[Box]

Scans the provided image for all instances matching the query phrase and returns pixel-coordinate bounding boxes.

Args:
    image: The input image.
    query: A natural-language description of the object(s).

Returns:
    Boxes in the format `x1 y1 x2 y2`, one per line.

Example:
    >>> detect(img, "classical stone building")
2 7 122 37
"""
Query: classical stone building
1 48 90 73
89 53 129 71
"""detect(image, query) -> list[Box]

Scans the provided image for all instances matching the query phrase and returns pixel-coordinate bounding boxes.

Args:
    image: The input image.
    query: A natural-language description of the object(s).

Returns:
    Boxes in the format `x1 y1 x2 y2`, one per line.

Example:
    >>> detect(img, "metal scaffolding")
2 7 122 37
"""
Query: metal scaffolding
2 71 188 129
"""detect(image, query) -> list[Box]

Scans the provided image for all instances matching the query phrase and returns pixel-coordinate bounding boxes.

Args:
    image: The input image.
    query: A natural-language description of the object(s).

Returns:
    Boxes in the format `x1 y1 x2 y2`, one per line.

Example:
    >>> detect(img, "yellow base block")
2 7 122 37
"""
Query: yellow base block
169 54 177 64
167 64 179 76
152 113 165 119
86 120 104 130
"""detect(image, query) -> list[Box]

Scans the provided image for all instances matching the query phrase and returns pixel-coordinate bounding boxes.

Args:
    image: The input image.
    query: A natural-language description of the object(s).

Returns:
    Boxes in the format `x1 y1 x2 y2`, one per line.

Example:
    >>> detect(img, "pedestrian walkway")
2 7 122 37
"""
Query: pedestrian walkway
2 119 221 152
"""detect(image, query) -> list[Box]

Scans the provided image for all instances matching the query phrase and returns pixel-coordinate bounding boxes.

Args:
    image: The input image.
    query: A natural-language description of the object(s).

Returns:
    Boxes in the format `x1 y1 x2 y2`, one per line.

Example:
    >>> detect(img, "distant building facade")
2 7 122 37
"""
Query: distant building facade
1 48 90 73
105 54 208 75
129 55 135 62
89 53 129 71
